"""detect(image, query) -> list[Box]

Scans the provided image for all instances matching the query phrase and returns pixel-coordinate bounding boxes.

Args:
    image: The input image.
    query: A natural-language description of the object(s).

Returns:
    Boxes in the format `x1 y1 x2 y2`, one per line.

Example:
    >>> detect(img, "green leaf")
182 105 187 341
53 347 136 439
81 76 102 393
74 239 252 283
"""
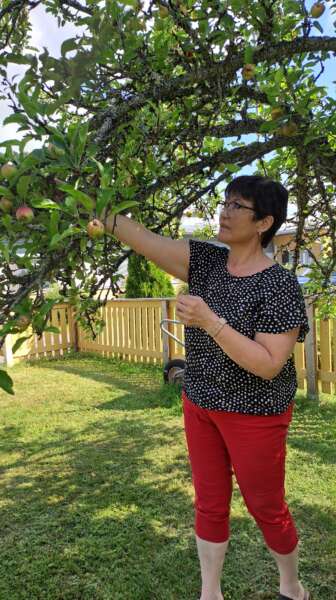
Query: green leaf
3 113 29 127
274 68 285 85
90 157 104 176
31 198 62 210
244 46 255 64
1 214 13 233
49 226 82 248
44 326 60 334
12 336 31 354
61 38 78 57
70 121 89 166
258 121 278 133
38 299 58 318
0 186 14 200
17 175 31 200
5 53 34 65
0 241 10 262
0 139 23 148
0 369 14 395
119 0 138 6
48 210 60 237
65 196 77 211
49 233 62 248
222 163 240 173
109 200 139 215
96 188 115 217
312 20 323 34
57 184 94 211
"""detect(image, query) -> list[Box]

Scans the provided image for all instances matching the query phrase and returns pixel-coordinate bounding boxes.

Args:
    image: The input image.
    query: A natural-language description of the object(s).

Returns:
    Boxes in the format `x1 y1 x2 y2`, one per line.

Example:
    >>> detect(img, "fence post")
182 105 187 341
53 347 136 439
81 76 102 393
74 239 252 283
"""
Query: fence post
3 335 14 367
161 299 170 365
305 299 318 400
68 307 79 352
73 315 79 353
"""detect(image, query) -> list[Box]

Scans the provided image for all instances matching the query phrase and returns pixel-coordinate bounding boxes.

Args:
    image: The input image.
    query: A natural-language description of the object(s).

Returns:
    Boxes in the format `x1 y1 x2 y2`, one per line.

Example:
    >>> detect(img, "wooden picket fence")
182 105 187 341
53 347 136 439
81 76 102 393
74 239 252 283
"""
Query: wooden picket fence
1 298 335 399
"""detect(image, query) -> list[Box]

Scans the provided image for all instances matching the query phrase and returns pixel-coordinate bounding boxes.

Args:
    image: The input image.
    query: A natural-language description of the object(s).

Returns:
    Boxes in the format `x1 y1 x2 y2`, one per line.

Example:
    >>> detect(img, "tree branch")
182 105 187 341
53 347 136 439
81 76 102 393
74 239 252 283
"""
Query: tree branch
93 36 336 145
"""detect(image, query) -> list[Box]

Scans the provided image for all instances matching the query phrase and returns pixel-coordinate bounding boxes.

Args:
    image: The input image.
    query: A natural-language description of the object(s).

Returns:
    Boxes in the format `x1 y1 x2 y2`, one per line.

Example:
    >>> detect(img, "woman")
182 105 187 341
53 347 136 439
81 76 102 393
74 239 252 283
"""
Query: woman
104 174 310 599
175 175 311 600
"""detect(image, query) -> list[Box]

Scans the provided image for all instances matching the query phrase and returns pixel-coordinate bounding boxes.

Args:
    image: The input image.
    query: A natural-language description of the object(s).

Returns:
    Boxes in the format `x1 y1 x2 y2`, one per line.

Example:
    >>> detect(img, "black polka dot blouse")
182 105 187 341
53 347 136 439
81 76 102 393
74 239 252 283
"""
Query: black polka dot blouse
182 239 310 416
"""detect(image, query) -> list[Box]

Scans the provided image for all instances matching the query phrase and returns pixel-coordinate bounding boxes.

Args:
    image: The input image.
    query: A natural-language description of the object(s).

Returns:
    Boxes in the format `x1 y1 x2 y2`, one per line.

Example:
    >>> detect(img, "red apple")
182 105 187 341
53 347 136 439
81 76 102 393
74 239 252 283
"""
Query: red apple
1 162 17 178
311 2 325 18
87 219 105 239
0 197 13 213
16 205 34 222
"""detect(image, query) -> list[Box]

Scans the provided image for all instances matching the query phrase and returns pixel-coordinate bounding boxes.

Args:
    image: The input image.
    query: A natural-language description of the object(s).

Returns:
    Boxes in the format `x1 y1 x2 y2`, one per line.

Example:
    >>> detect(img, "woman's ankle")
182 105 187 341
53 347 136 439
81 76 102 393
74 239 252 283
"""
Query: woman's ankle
200 593 223 600
280 579 305 600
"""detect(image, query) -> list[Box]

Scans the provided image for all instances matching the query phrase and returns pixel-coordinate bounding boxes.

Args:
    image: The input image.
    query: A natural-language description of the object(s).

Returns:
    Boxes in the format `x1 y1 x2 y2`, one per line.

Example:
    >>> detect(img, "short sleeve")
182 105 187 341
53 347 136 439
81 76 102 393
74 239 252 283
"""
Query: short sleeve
255 275 310 343
188 239 226 289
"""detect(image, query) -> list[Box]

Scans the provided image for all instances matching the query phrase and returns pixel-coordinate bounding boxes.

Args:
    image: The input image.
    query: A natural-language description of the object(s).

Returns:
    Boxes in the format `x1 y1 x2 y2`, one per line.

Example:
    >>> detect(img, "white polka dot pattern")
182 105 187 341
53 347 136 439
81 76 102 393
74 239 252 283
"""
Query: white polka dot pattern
183 239 310 416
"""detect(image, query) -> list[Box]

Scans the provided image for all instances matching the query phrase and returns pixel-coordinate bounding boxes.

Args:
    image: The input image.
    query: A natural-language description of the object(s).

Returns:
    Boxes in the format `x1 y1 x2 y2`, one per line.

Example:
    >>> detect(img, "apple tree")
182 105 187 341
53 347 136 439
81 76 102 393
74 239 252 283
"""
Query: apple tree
0 0 336 393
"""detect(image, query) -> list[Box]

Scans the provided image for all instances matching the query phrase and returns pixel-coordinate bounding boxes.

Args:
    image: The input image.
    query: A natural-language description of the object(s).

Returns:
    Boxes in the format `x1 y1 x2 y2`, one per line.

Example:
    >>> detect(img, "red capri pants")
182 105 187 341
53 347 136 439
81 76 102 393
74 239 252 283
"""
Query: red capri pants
182 389 298 554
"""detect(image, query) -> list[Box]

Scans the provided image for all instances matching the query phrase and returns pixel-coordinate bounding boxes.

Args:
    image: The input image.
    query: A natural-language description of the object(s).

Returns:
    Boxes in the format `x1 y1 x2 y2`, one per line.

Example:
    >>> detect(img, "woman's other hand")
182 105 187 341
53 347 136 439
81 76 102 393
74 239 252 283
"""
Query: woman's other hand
176 293 217 330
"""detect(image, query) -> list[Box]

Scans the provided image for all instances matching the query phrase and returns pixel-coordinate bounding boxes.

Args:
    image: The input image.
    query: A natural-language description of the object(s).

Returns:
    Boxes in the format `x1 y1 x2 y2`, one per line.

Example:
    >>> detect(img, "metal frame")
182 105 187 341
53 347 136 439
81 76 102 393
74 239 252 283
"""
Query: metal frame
159 318 185 348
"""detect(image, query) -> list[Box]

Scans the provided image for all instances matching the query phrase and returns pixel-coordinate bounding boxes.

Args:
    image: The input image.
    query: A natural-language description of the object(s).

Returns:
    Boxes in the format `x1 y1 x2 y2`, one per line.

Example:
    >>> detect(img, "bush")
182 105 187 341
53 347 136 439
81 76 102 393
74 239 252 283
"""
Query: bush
125 253 175 298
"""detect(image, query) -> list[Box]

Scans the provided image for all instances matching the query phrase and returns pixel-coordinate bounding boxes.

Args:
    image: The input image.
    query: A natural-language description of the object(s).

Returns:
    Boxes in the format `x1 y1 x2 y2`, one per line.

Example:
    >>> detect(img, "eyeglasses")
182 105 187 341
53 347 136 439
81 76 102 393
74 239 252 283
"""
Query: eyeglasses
219 200 255 213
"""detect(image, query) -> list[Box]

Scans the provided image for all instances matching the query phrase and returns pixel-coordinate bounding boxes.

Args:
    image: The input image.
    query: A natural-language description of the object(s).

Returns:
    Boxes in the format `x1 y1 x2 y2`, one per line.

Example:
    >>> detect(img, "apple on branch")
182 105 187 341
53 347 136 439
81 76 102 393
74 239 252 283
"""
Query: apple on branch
159 5 169 17
271 107 285 120
242 64 256 80
87 219 105 239
0 197 13 212
310 2 325 18
16 205 34 222
1 162 17 178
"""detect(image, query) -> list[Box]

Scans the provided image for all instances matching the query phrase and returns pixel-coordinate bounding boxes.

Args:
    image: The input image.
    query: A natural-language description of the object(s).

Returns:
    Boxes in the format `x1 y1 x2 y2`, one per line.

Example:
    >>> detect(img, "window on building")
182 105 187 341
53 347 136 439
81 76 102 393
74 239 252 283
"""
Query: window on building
281 249 290 264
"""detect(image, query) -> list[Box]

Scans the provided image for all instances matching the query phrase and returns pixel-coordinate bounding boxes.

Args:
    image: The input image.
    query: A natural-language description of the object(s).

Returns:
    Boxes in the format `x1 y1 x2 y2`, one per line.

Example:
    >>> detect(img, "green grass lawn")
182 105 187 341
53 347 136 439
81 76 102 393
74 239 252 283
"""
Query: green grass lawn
0 353 335 600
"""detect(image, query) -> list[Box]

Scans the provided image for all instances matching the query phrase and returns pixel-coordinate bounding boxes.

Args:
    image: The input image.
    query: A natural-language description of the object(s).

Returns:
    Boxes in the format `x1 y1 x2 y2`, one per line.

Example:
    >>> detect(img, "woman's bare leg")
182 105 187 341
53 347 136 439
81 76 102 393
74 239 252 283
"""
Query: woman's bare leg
268 542 307 600
196 534 229 600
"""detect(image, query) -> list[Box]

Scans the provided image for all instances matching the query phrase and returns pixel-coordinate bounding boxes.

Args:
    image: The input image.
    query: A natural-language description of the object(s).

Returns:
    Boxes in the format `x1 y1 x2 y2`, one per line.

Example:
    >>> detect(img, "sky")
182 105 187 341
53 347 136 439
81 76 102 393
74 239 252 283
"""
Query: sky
0 1 335 230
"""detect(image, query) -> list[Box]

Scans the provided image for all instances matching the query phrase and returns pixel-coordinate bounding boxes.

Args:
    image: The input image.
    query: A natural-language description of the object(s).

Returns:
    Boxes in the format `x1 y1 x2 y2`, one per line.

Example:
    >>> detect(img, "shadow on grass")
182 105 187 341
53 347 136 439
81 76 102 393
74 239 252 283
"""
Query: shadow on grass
24 351 178 412
0 354 334 599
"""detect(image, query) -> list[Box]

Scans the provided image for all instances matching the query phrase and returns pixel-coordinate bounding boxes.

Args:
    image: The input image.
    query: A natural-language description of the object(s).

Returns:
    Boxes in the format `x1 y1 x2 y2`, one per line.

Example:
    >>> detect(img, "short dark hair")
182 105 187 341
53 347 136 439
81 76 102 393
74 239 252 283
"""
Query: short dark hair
224 175 288 248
